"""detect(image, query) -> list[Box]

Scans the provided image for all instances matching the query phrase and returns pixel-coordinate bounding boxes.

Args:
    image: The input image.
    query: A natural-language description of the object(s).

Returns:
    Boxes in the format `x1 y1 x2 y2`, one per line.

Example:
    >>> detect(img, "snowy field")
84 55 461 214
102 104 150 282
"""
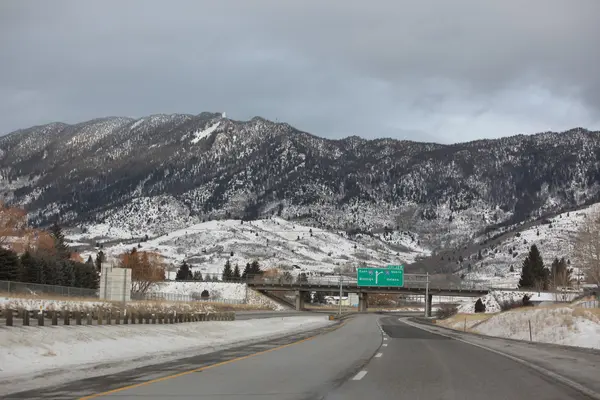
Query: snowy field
464 203 599 287
70 217 429 275
457 290 580 313
0 315 333 395
472 306 600 350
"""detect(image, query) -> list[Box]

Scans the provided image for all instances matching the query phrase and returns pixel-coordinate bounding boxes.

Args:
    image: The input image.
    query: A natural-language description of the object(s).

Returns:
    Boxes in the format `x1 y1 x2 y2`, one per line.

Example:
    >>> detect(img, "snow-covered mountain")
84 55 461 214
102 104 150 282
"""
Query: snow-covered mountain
2 112 600 271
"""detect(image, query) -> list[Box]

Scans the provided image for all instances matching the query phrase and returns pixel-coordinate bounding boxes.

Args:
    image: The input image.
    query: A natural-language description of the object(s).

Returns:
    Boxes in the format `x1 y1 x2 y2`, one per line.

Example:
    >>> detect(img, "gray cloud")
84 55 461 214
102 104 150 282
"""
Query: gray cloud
1 0 599 143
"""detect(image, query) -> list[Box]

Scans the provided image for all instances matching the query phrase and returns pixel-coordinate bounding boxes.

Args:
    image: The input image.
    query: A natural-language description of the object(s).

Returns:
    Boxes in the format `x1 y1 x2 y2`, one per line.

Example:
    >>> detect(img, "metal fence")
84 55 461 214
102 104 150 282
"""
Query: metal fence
579 300 600 308
132 291 246 304
0 280 99 298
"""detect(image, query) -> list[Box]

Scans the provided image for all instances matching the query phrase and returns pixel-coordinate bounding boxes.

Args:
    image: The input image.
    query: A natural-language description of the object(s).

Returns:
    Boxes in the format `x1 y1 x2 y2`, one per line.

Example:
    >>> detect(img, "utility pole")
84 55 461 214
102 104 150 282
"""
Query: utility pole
338 274 343 316
425 272 430 318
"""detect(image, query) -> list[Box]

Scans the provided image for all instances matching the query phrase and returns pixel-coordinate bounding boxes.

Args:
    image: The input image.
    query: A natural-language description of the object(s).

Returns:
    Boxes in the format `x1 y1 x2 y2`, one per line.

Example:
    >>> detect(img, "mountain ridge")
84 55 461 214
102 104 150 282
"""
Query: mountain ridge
1 112 599 254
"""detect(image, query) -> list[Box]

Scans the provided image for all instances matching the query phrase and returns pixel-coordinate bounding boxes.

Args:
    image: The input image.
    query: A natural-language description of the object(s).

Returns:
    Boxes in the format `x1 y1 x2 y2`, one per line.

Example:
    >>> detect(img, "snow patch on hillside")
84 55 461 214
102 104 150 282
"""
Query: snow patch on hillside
463 203 600 288
72 217 429 275
457 290 580 313
191 122 220 144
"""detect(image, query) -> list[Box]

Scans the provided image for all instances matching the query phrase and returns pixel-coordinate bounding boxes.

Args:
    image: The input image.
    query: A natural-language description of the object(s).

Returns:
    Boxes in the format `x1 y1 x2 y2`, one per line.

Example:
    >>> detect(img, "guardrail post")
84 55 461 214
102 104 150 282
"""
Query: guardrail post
151 314 156 324
138 313 144 324
144 314 150 324
97 310 103 325
123 311 129 324
50 310 57 325
5 309 13 326
115 311 121 325
158 313 163 324
86 313 92 325
37 311 44 326
22 310 30 326
130 312 136 324
74 311 82 325
106 310 112 325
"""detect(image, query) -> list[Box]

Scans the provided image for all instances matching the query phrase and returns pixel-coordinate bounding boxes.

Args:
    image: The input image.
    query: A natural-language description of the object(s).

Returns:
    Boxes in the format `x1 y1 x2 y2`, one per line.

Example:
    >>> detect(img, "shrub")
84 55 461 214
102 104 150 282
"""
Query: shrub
201 290 210 299
435 303 458 319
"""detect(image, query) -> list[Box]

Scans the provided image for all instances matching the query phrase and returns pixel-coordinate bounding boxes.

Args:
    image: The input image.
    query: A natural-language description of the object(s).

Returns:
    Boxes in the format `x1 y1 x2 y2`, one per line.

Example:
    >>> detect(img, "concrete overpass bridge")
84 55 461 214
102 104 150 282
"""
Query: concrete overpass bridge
247 276 489 316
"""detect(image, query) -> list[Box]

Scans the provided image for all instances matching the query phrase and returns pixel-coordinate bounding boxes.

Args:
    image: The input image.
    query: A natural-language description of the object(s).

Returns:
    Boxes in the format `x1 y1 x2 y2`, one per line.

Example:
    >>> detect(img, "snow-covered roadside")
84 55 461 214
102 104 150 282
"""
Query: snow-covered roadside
471 306 600 349
438 306 600 350
0 315 333 395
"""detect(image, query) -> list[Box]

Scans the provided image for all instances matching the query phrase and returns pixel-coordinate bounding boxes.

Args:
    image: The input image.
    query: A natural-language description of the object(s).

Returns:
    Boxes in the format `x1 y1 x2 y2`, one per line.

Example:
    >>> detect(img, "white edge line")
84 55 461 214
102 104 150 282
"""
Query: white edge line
352 370 368 381
375 353 383 358
382 344 388 347
400 318 600 400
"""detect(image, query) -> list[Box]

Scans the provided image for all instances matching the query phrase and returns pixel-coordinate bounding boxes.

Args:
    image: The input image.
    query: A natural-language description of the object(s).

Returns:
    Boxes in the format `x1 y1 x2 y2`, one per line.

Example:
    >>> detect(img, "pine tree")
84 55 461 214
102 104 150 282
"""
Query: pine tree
223 260 233 281
62 260 76 287
478 250 483 260
176 261 193 281
95 251 105 272
192 270 203 281
551 257 571 288
296 272 308 284
474 298 486 313
313 291 326 304
509 265 514 272
242 263 251 279
519 244 548 290
233 264 241 280
86 255 94 266
249 260 262 276
20 251 41 283
0 247 21 281
49 222 70 259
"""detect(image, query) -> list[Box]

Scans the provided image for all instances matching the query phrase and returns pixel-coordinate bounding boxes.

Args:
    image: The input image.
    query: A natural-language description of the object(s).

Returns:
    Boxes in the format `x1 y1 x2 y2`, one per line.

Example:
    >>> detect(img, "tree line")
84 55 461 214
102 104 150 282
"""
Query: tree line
0 222 99 289
175 259 264 282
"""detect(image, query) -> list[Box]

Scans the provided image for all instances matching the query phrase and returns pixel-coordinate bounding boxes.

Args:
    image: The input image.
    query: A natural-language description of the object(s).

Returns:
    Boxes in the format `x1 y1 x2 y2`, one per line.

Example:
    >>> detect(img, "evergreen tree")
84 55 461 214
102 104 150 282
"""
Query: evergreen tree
519 244 548 290
86 255 94 266
201 289 210 299
95 251 105 272
176 261 193 281
249 260 262 276
312 291 326 304
44 257 64 286
49 222 70 259
62 260 76 286
509 265 514 272
478 250 483 260
20 251 41 283
192 270 203 281
222 260 233 281
0 247 21 281
296 272 308 284
474 298 486 313
242 263 251 279
233 264 241 280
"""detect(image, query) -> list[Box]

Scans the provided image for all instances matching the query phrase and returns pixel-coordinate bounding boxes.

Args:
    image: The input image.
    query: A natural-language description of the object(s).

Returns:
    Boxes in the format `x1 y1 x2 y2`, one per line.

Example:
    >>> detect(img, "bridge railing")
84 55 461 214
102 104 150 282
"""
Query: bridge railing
244 273 490 292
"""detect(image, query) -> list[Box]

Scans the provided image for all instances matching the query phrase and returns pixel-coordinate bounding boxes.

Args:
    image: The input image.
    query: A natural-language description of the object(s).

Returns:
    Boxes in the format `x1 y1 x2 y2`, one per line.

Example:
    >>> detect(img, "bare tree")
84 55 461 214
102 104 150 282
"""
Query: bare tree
119 249 166 294
574 210 600 289
0 202 27 248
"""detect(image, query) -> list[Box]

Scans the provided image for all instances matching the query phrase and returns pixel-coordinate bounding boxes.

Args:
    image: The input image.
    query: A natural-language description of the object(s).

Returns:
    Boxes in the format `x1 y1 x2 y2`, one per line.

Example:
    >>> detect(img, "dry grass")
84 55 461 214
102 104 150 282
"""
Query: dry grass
0 292 272 314
436 313 493 331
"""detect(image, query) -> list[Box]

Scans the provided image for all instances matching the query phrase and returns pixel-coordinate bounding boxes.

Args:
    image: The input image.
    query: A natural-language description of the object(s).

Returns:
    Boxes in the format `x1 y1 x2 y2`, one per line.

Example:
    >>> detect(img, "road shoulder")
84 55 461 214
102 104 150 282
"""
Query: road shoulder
403 317 600 399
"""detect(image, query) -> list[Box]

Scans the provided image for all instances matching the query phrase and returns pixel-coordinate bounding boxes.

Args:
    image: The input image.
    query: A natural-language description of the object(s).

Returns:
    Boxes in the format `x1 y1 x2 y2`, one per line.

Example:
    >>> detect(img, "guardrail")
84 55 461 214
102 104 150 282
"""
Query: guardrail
1 308 235 327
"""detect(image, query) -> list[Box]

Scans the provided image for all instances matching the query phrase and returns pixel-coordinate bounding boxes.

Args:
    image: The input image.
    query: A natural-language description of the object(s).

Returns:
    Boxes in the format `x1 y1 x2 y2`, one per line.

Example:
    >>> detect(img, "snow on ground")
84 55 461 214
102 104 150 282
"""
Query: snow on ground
72 217 429 275
472 306 600 349
191 121 220 144
0 296 110 311
0 315 333 393
464 204 599 287
457 290 580 314
150 282 286 310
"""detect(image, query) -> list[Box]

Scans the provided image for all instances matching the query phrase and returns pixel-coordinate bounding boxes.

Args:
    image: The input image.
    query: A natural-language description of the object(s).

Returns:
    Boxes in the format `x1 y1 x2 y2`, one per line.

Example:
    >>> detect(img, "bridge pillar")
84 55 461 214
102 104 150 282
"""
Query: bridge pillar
426 294 433 317
295 290 306 311
358 292 368 312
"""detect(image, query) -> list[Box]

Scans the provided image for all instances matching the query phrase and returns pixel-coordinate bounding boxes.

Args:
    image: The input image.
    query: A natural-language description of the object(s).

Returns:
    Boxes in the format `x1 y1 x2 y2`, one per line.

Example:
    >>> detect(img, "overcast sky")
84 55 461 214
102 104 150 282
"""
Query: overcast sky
1 1 599 143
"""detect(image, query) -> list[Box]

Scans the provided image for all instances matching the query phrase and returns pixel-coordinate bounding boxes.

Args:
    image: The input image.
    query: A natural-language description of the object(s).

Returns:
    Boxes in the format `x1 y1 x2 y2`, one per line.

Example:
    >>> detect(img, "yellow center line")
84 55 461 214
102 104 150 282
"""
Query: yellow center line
79 320 346 399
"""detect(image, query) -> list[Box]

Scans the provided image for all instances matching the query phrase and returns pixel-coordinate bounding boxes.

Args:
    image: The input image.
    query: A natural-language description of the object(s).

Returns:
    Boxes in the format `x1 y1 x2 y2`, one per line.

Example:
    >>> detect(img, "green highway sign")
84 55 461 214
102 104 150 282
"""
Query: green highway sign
387 265 404 270
357 267 404 287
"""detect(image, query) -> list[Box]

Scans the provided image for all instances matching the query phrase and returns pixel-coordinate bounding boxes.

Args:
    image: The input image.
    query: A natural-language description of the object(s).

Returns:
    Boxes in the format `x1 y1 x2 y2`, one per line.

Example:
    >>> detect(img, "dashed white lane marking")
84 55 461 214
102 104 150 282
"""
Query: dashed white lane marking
383 337 388 340
352 371 368 381
375 352 383 358
382 344 388 347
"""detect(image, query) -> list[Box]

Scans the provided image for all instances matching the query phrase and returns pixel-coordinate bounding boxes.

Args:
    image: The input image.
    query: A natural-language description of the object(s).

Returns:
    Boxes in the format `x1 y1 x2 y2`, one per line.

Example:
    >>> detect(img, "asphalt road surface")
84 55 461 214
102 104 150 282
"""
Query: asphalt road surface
8 314 595 399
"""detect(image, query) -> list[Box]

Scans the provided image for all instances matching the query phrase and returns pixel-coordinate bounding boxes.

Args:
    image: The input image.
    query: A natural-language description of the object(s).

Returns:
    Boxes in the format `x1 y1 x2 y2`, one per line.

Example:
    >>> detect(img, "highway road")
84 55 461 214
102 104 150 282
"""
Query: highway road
7 314 597 399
